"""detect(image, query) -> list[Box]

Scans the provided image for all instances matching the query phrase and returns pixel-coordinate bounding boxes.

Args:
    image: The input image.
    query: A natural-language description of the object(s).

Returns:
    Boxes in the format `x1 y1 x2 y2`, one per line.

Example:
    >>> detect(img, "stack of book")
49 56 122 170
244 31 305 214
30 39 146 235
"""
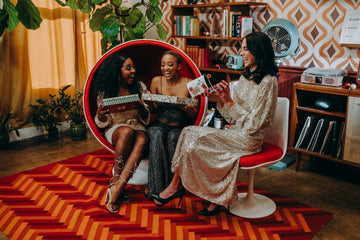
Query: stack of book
185 45 212 68
174 16 200 36
229 13 252 37
294 115 345 158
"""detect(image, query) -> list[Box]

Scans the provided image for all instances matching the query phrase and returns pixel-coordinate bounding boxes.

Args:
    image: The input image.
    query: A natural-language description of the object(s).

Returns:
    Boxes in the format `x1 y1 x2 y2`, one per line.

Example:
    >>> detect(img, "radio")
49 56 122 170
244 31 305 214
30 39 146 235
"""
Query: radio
301 67 347 87
226 55 243 70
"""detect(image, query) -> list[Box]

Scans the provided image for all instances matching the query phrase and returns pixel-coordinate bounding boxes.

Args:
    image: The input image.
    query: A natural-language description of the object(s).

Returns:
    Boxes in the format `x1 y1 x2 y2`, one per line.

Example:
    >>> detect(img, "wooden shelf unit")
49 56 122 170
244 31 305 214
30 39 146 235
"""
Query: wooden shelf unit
289 82 360 170
171 2 267 84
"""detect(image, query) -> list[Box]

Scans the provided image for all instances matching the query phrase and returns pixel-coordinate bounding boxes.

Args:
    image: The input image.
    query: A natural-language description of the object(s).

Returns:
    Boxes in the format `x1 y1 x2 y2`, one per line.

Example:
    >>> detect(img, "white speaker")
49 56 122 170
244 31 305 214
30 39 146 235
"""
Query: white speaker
300 68 347 87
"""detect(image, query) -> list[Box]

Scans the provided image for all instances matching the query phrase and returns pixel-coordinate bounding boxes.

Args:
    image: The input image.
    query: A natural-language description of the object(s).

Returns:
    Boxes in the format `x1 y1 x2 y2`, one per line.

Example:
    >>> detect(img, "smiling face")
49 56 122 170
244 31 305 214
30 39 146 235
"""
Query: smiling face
161 54 181 81
120 58 136 85
240 39 257 71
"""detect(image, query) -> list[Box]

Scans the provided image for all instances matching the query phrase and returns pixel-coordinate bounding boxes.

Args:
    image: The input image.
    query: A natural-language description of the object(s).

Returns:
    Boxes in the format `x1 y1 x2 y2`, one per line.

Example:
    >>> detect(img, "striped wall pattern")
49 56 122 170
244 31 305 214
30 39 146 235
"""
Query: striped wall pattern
161 0 360 71
0 149 332 240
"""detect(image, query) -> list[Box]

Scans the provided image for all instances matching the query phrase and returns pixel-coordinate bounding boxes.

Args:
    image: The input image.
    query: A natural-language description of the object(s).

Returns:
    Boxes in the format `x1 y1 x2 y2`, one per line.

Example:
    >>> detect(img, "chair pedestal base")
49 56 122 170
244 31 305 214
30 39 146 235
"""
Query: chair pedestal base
128 159 149 185
229 193 276 218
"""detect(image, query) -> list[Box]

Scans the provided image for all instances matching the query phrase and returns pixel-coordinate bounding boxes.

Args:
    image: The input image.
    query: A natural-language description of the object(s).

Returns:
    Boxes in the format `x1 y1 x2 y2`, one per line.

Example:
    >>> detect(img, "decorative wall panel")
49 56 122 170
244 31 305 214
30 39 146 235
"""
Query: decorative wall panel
160 0 360 72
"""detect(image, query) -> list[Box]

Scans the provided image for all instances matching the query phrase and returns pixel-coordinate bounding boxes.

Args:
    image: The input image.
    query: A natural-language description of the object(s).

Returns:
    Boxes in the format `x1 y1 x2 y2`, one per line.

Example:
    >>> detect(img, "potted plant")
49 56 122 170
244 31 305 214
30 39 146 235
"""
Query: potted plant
58 85 87 140
0 106 20 149
29 93 63 142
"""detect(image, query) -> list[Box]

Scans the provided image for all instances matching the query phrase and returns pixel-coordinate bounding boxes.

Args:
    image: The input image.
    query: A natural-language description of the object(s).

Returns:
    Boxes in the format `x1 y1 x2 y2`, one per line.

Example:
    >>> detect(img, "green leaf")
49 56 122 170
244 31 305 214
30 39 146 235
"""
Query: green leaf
15 0 42 30
156 23 167 40
131 15 145 38
54 0 66 7
78 0 94 14
0 9 8 36
122 25 136 42
89 4 113 31
146 6 162 23
92 0 107 5
100 38 109 54
100 15 120 42
66 0 80 10
6 1 20 32
110 0 122 8
126 7 142 26
149 0 159 7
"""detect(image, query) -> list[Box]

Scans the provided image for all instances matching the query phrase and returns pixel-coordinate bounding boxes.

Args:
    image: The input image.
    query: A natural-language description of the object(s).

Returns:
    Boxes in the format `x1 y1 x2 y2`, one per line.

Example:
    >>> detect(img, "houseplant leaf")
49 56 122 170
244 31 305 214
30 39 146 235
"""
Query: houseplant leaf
146 5 161 23
89 4 113 31
110 0 122 8
100 14 120 42
66 0 79 10
128 15 145 39
15 0 42 30
149 0 159 7
156 23 167 40
126 7 142 26
92 0 107 5
3 0 19 32
78 0 94 14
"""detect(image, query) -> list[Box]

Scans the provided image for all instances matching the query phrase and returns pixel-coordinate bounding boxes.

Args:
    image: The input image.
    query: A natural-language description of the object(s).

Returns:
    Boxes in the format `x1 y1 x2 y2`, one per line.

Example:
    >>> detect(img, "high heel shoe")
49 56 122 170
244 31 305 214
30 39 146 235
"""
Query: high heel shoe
105 183 121 213
198 205 220 216
149 188 186 207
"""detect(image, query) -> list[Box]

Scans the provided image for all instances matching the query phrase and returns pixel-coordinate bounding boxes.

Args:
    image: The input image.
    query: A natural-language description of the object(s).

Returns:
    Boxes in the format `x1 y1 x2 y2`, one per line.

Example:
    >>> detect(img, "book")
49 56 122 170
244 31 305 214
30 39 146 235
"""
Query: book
190 17 200 36
102 94 140 113
241 17 253 37
202 48 212 68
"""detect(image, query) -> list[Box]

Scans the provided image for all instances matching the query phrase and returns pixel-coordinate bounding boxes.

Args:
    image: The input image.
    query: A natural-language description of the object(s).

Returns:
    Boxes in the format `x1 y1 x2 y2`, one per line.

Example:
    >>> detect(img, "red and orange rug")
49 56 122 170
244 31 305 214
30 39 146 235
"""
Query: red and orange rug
0 149 332 240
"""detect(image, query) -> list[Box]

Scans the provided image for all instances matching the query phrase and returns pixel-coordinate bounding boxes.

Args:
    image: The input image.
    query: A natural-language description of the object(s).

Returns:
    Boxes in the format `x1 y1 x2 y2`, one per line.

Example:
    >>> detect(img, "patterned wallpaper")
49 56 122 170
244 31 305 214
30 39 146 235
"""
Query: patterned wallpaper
160 0 360 72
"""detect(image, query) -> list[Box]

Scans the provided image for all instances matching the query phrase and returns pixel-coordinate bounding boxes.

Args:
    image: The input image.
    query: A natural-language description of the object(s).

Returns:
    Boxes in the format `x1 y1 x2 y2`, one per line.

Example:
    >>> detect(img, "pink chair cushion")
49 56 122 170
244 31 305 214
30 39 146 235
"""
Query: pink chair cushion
239 142 283 168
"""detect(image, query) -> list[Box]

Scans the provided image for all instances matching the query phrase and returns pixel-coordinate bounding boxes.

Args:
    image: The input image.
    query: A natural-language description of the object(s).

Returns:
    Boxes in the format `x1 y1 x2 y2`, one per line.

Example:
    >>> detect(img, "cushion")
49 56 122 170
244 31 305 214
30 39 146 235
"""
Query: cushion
239 142 283 168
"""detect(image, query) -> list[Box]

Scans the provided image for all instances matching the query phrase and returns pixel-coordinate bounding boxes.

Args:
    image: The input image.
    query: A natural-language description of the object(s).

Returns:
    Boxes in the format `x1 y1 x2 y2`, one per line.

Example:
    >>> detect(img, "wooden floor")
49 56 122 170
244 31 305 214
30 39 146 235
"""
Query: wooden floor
1 132 360 240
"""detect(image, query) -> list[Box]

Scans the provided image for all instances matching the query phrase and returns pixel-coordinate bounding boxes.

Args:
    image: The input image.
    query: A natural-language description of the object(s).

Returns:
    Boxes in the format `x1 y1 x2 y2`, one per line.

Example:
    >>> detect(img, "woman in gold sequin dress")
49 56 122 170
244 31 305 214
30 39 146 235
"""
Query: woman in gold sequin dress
150 32 279 216
94 53 150 213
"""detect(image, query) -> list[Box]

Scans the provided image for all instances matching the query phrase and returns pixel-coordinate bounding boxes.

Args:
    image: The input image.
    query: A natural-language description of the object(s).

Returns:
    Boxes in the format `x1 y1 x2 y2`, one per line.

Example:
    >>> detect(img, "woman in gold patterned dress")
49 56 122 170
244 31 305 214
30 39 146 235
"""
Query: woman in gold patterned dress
94 53 150 213
150 32 279 216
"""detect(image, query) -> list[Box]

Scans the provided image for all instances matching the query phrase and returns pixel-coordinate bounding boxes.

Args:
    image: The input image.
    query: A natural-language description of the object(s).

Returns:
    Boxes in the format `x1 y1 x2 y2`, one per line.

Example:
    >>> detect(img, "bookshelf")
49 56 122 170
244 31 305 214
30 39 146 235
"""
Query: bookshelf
289 82 360 170
171 2 267 84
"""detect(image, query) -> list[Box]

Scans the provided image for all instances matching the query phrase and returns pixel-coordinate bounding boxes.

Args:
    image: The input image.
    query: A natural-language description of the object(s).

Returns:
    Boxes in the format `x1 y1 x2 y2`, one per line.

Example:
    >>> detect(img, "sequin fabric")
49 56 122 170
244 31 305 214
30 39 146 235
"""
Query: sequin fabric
171 75 278 206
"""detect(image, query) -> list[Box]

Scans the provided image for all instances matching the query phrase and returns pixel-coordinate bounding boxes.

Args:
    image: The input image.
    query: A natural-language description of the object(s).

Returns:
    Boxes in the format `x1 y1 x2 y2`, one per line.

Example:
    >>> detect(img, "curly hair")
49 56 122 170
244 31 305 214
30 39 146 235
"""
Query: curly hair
242 32 278 84
94 52 141 98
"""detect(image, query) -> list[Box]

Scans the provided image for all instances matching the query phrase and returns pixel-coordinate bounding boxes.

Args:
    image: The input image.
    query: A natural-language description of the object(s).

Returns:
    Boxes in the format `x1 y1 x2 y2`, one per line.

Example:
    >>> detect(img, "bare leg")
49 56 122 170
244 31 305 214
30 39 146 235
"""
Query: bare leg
106 127 148 213
158 174 182 198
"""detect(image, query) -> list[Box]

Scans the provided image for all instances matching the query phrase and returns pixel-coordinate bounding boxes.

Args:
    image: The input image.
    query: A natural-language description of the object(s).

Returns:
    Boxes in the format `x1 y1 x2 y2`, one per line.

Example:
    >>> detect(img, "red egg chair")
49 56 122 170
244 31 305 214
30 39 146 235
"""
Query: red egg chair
83 39 207 184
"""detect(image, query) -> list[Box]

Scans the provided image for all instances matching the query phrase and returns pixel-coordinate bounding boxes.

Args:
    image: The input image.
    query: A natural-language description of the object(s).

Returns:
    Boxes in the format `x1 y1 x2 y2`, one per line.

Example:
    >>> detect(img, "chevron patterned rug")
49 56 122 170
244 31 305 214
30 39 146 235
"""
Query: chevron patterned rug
0 149 332 240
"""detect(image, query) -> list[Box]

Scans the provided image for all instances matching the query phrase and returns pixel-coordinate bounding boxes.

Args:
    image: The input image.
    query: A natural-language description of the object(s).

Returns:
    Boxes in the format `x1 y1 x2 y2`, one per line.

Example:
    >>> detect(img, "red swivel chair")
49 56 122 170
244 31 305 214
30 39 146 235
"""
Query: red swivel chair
229 97 289 218
83 39 208 185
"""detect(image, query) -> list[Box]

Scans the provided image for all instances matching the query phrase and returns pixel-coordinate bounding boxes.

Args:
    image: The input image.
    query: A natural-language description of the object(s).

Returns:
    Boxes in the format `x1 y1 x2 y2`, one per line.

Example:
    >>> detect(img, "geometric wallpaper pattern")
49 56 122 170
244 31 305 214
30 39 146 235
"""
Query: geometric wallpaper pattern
160 0 360 72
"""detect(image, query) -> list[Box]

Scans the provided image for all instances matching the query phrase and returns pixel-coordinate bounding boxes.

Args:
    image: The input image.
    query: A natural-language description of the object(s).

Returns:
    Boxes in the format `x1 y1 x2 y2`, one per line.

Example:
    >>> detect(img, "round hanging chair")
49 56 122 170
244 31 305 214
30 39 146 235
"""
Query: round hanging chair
83 39 208 153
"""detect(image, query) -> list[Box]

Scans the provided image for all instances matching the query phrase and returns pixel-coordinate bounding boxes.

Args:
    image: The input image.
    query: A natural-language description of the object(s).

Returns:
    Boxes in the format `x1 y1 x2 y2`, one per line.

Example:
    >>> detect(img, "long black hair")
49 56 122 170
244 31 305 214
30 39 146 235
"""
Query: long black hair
242 32 278 84
94 52 141 98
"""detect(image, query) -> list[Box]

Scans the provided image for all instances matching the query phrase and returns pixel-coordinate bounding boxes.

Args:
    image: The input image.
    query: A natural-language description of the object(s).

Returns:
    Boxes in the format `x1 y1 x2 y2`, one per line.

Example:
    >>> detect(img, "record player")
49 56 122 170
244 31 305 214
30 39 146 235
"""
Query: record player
301 67 347 87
